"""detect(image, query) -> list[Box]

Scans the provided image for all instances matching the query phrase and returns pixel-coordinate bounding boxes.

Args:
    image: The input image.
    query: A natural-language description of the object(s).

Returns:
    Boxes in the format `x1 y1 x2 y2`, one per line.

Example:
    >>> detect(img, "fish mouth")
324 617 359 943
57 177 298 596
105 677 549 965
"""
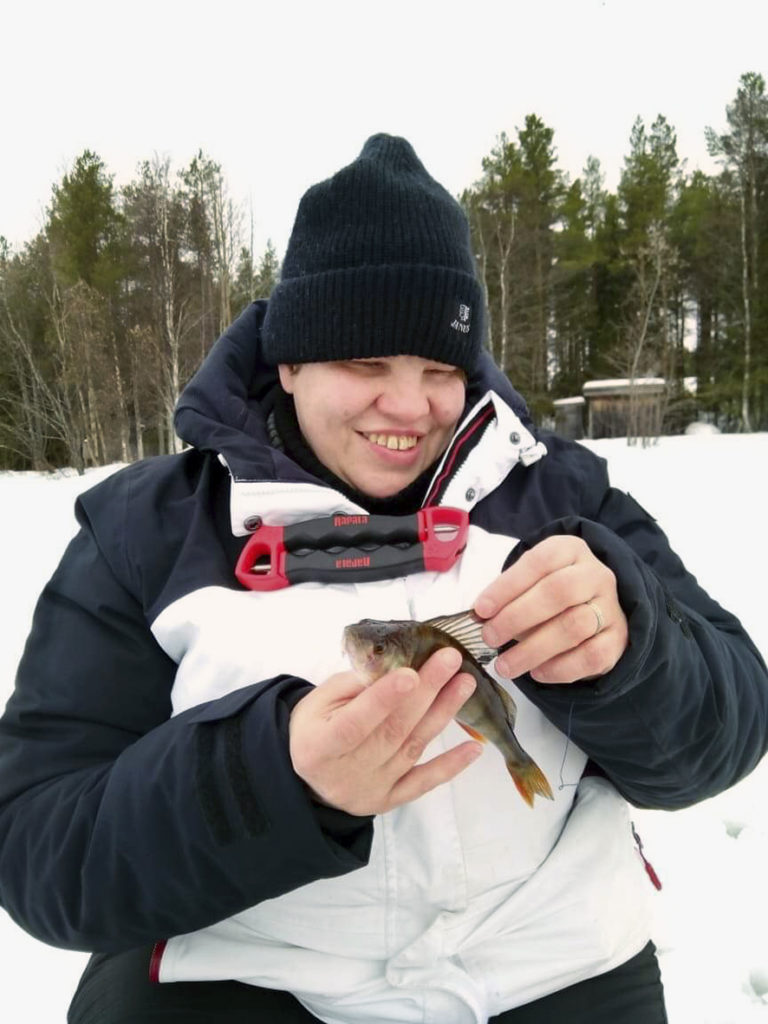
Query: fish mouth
341 628 358 658
342 631 368 673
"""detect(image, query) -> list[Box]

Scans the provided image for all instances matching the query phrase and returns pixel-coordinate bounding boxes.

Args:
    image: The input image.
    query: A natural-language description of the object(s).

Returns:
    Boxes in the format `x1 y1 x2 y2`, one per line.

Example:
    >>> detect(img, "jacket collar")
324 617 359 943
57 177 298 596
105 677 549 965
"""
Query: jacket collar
226 390 546 536
174 302 547 536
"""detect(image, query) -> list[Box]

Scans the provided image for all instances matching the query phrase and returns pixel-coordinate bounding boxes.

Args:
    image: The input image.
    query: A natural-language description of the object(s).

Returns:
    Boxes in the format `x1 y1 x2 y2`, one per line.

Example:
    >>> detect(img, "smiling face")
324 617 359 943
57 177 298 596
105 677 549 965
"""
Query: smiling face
277 356 466 498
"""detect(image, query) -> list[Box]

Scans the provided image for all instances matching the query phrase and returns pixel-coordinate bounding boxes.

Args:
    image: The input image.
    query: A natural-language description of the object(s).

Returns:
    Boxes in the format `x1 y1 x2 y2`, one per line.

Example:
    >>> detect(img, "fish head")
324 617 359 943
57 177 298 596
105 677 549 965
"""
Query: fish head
343 619 417 683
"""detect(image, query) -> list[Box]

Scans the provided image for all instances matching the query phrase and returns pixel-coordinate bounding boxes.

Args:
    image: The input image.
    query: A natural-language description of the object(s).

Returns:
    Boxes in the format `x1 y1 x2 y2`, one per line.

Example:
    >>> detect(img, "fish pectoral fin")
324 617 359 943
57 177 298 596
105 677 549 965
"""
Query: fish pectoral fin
425 610 497 664
457 722 488 743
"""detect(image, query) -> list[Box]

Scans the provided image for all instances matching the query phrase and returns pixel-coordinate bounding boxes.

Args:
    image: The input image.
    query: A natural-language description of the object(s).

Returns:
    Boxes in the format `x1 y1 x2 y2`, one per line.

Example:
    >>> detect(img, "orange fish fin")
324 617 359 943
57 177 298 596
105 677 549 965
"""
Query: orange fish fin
508 759 554 807
457 722 488 744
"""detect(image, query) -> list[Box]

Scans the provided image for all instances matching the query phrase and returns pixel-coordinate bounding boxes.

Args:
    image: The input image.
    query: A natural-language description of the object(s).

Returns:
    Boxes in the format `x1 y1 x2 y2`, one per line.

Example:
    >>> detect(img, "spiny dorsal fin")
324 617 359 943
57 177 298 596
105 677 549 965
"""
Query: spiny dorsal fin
424 610 497 664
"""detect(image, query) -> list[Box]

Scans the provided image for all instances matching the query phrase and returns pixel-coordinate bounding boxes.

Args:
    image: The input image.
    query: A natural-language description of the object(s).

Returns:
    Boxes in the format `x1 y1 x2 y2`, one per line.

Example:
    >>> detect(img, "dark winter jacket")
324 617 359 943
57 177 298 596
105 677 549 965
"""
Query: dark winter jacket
0 300 766 966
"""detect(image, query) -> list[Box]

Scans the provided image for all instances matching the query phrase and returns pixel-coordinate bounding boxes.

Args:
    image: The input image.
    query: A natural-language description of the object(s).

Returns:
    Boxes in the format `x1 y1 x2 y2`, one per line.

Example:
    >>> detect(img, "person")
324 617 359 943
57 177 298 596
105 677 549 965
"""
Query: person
0 134 766 1024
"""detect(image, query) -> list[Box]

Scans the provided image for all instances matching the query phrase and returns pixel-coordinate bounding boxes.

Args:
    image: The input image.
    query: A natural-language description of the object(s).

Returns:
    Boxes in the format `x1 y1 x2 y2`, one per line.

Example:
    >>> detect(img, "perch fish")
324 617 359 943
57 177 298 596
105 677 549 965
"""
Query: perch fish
343 611 554 807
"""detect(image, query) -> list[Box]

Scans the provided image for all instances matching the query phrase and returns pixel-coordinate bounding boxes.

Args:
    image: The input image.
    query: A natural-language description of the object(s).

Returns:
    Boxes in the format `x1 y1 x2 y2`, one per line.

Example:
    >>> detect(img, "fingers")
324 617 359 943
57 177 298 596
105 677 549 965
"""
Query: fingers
384 671 477 769
322 667 420 755
387 736 483 807
474 536 587 620
496 607 627 682
482 563 599 646
336 647 464 757
525 633 623 683
289 648 482 815
473 535 629 685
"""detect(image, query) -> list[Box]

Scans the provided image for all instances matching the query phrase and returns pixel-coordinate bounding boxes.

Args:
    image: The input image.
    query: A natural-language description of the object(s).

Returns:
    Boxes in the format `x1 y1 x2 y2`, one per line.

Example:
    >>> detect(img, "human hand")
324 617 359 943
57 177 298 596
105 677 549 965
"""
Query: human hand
473 535 629 684
289 648 481 815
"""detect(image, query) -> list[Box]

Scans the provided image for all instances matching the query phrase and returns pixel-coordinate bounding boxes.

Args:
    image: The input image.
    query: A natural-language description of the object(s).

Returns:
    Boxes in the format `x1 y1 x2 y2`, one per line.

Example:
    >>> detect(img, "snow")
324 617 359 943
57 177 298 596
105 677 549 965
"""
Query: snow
685 421 721 436
1 436 767 1022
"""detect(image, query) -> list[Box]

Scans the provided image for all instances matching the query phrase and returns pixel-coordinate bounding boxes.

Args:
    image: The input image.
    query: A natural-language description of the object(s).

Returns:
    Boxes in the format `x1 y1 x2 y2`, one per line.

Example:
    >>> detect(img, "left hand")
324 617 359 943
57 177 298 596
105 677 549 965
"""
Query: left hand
473 535 629 684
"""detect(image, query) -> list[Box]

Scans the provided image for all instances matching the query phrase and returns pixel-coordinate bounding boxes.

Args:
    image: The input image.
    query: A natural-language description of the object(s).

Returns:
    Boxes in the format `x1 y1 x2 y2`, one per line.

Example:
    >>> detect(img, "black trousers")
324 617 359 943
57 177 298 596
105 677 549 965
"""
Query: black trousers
68 941 668 1024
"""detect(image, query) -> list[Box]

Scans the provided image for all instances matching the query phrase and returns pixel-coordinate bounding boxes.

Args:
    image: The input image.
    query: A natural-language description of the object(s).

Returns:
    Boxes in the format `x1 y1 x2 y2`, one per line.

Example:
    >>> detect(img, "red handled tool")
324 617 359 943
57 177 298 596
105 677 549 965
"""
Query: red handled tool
235 507 469 591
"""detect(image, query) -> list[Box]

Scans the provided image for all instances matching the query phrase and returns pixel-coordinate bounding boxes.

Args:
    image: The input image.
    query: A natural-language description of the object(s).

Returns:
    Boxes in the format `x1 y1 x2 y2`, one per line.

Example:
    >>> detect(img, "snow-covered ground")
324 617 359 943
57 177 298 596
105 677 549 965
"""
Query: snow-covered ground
1 434 767 1022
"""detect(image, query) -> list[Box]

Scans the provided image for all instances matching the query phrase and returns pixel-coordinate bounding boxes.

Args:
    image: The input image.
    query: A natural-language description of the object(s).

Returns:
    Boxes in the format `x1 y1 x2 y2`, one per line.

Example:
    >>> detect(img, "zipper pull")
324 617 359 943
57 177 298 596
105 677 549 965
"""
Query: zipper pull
631 821 663 891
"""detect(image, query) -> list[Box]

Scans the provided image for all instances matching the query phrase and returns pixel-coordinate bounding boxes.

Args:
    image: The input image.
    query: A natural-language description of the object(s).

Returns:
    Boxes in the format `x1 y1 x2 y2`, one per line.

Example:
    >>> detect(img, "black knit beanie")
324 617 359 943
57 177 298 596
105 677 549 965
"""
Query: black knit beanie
261 134 484 373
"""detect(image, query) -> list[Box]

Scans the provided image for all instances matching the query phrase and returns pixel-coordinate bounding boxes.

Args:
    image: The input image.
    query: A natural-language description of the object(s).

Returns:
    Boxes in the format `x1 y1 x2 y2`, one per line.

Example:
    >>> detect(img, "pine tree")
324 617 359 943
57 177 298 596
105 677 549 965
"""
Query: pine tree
464 117 563 417
254 240 279 297
45 151 132 463
180 152 242 340
616 115 684 422
674 171 739 425
551 179 594 396
231 240 280 316
516 115 565 404
706 72 768 429
47 151 124 293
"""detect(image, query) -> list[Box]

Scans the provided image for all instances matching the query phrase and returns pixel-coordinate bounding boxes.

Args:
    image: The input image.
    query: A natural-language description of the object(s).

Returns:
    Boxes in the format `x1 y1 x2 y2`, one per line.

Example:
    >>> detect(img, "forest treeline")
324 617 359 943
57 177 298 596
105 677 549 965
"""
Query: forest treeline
1 72 767 471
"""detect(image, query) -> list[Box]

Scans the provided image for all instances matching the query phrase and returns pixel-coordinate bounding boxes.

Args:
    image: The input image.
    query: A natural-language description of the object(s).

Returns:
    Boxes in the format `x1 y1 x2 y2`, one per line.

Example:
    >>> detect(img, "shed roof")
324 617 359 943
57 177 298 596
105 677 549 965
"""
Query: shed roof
582 378 665 396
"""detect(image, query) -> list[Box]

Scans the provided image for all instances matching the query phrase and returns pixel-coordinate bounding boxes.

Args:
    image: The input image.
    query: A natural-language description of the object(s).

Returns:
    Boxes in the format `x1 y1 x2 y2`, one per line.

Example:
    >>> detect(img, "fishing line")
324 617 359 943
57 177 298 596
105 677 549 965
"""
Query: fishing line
557 700 579 791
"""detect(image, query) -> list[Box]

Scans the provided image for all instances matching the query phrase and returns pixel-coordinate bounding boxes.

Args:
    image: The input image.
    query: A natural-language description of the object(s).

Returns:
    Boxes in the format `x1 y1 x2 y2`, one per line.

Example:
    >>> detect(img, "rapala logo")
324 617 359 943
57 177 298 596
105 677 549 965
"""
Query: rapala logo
333 515 369 527
336 556 371 569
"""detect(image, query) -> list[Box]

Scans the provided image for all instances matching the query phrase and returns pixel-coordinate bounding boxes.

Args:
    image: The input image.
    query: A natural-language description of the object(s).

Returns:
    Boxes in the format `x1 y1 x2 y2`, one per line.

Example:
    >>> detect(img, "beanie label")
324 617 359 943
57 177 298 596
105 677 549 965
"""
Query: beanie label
450 302 472 334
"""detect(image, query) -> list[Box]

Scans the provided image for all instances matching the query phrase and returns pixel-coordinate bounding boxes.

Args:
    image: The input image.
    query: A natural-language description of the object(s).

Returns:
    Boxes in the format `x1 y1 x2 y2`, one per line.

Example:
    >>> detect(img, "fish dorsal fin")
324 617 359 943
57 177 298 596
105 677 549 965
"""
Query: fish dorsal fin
424 610 497 664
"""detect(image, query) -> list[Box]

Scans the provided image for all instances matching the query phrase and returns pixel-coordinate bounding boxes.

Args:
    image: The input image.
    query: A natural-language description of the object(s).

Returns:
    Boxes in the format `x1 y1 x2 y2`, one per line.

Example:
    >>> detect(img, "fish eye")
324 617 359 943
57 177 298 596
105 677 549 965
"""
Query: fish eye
372 643 384 655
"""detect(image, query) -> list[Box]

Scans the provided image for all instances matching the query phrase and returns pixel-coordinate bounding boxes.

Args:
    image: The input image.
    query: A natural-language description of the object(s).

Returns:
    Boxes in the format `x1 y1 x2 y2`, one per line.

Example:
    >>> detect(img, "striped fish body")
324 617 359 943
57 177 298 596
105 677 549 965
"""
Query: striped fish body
343 611 553 807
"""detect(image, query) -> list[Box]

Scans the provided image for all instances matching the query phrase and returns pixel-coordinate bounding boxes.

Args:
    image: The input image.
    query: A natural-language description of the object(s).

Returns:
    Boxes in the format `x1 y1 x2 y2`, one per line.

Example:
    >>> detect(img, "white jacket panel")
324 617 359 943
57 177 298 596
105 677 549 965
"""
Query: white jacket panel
152 520 654 1022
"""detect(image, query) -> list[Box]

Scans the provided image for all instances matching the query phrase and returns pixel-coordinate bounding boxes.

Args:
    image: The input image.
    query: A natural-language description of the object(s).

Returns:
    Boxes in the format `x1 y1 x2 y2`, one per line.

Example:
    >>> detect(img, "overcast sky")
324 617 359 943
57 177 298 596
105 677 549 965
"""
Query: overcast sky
3 0 767 259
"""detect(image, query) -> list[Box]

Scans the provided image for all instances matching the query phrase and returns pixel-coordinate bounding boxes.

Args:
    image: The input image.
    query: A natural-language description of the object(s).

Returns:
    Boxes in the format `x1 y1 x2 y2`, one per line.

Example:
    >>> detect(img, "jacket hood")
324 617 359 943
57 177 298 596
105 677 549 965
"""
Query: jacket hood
174 301 535 483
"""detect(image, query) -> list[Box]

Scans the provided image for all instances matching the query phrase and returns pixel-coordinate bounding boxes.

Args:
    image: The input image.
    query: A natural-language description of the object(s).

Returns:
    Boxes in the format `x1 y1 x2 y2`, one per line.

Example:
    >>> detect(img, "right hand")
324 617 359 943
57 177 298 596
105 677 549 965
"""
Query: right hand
289 647 481 816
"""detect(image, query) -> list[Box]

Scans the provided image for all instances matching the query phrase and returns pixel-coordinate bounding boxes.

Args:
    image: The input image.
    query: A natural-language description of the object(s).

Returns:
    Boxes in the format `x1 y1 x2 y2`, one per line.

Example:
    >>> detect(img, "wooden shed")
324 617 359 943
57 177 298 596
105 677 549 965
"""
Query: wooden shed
582 379 666 439
553 396 586 440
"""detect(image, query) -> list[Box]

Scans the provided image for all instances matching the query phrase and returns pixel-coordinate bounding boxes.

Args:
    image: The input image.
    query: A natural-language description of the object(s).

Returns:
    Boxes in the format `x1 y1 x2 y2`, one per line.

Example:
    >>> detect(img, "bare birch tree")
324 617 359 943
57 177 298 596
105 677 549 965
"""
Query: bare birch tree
124 157 193 453
181 152 242 339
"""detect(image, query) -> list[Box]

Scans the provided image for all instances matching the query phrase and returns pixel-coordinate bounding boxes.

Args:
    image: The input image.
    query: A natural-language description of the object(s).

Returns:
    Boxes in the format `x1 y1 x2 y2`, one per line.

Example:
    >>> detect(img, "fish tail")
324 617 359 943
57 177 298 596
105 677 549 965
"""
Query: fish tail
507 757 554 807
